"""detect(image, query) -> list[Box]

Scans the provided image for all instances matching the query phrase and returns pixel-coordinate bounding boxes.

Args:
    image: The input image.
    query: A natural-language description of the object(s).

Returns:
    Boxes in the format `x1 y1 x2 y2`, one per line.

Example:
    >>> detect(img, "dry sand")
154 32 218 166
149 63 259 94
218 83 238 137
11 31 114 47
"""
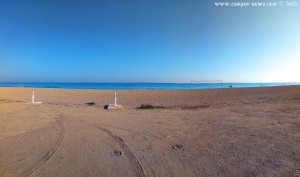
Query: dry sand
0 86 299 177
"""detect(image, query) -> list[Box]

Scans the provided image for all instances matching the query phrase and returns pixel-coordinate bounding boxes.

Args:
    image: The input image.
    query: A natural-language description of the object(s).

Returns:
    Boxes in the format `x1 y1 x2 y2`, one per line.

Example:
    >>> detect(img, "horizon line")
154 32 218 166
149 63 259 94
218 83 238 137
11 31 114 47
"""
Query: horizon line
0 81 300 84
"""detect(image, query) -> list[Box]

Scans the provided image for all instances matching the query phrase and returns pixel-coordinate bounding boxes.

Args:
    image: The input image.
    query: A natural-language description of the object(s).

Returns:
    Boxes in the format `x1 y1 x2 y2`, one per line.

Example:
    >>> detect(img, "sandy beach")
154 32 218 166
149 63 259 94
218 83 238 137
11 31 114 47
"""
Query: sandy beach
0 86 299 177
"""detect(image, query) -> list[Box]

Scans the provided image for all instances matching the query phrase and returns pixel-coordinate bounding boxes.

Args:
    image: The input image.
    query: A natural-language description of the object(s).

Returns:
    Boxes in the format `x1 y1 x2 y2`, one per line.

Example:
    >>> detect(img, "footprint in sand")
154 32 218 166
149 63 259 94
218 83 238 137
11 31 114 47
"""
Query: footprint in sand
111 150 122 157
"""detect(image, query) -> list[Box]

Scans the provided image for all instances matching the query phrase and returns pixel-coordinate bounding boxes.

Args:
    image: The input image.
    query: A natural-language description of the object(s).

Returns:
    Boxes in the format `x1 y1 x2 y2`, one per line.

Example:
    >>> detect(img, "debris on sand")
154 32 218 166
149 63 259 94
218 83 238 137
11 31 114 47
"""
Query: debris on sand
172 144 183 150
85 102 95 106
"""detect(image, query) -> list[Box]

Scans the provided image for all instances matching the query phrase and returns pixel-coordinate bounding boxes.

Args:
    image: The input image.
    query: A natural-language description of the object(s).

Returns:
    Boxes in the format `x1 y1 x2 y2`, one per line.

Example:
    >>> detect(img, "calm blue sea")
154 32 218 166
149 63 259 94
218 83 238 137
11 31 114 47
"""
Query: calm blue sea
0 82 299 90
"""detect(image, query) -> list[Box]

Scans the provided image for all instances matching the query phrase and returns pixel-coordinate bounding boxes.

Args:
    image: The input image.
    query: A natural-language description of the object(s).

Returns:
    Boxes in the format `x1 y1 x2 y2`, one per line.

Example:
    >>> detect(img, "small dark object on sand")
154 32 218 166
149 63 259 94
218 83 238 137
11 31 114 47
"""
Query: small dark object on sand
85 102 95 106
172 144 183 150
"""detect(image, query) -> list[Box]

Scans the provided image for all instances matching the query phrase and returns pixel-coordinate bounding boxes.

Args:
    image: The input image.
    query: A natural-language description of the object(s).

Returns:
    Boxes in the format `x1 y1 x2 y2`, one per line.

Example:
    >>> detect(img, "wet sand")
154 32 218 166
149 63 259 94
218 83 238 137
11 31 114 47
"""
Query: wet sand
0 86 300 176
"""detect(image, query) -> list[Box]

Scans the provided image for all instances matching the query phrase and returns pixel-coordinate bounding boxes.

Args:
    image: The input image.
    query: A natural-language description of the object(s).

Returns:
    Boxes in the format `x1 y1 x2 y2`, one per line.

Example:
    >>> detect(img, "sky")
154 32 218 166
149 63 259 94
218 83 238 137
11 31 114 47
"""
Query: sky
0 0 299 83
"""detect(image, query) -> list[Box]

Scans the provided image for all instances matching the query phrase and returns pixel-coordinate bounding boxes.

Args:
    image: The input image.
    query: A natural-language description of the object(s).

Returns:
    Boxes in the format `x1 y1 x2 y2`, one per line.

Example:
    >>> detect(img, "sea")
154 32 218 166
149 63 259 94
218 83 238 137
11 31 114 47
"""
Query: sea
0 82 299 90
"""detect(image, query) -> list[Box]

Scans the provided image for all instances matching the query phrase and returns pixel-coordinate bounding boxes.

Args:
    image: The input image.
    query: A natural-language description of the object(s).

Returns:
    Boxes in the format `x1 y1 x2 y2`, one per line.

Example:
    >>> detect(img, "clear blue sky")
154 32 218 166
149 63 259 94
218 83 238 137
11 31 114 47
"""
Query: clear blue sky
0 0 299 83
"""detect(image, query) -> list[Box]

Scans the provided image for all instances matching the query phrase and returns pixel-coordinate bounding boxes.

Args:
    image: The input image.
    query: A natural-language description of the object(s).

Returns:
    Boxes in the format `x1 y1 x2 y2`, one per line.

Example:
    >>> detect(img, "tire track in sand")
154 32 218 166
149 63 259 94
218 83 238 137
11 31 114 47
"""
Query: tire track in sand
19 119 65 177
93 125 146 177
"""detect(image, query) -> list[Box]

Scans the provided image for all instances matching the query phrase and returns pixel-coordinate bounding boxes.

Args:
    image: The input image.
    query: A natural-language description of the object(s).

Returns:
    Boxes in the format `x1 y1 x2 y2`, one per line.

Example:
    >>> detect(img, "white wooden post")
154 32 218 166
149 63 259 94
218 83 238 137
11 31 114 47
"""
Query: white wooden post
32 91 35 103
114 92 117 106
107 92 122 110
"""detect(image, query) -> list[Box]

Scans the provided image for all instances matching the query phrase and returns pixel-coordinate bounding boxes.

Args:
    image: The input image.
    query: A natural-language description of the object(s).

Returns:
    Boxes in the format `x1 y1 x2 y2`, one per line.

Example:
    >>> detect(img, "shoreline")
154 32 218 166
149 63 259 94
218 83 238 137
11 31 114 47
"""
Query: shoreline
0 82 299 90
1 84 299 90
